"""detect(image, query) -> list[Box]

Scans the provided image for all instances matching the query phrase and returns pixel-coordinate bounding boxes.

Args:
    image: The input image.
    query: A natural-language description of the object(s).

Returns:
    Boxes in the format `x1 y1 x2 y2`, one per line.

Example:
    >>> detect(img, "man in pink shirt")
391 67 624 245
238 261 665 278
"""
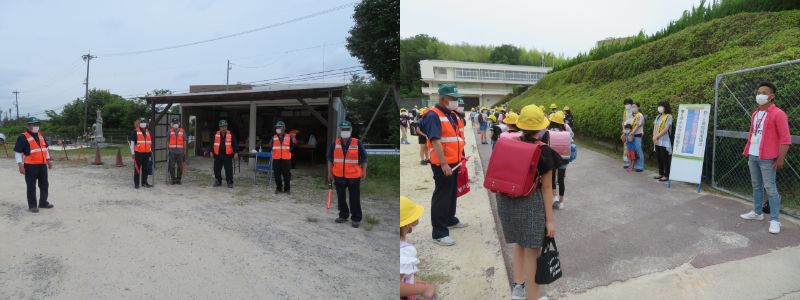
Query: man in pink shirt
739 82 792 234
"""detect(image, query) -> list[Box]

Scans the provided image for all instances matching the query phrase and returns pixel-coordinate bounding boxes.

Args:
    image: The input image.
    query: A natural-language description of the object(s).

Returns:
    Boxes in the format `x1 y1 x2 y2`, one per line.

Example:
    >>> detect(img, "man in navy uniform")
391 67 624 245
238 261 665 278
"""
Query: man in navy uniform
14 117 54 213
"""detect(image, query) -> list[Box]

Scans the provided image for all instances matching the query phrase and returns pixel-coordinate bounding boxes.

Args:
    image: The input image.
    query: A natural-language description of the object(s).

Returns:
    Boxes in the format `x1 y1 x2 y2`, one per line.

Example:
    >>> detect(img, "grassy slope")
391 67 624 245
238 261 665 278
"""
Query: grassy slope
508 11 800 143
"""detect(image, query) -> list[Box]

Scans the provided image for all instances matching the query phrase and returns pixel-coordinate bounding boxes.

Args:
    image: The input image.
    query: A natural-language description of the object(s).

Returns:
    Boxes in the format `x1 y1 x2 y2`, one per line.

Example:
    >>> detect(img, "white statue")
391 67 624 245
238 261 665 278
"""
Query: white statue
94 108 105 143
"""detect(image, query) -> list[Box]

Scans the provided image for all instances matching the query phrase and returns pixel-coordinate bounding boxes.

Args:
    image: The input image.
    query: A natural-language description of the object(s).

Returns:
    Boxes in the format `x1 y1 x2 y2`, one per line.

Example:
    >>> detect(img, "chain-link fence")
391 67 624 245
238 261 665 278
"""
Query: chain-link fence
713 59 800 217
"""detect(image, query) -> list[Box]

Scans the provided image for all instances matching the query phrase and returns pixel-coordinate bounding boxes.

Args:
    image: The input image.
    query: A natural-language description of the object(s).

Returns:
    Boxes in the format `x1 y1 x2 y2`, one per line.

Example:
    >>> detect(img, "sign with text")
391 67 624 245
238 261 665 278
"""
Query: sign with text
670 104 711 184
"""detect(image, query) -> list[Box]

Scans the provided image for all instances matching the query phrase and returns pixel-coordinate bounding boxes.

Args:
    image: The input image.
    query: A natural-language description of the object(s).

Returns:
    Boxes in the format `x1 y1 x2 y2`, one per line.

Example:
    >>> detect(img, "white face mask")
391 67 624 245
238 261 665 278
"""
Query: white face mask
172 124 179 129
756 94 769 105
625 104 631 110
657 106 664 114
457 107 464 113
447 100 458 111
31 126 40 133
631 108 639 113
276 128 283 134
139 123 147 128
624 130 630 134
340 131 351 139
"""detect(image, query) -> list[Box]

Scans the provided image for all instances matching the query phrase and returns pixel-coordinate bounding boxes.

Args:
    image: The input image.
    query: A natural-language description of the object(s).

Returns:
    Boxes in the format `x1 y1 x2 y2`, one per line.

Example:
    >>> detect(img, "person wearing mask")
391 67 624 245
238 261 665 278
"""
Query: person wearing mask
130 117 153 189
456 99 466 120
652 101 673 182
549 103 558 115
272 121 294 194
14 117 53 212
410 105 419 120
421 84 467 246
494 105 558 300
621 98 634 166
470 107 478 131
328 121 368 228
740 82 791 234
489 115 507 150
563 106 573 126
547 111 574 210
167 117 188 185
497 108 506 124
416 108 430 165
212 120 237 188
400 108 410 145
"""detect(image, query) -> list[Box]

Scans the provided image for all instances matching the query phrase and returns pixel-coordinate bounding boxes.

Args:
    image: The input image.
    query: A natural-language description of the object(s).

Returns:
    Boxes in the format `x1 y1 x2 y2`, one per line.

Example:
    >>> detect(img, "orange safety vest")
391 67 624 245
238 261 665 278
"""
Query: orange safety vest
135 128 152 153
22 132 48 165
272 134 292 160
426 106 464 165
332 138 362 179
168 128 185 149
213 131 233 155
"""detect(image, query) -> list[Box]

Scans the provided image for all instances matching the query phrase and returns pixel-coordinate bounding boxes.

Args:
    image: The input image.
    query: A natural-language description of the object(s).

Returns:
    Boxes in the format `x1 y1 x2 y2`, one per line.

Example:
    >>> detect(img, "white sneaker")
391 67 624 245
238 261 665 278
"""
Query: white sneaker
433 236 456 246
449 222 469 228
769 220 781 234
557 202 564 210
740 211 764 220
511 283 526 300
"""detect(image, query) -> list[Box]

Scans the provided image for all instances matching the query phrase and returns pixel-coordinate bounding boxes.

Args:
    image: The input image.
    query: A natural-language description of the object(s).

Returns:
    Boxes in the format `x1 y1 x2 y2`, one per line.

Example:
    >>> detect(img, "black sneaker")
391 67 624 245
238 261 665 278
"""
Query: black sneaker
420 160 426 165
227 183 233 188
284 190 290 195
39 203 54 209
351 221 361 228
176 181 182 185
335 217 347 223
135 185 140 189
29 207 39 213
275 188 282 194
143 183 153 188
213 181 222 187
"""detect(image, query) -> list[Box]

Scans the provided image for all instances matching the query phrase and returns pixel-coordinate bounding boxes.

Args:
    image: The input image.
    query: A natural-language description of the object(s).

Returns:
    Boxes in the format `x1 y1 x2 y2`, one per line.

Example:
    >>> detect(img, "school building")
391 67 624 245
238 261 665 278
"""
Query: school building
419 60 552 109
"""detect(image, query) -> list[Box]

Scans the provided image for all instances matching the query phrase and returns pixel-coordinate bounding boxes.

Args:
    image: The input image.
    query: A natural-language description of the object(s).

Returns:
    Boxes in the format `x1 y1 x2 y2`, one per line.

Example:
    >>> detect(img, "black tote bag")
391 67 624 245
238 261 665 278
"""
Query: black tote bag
535 236 562 284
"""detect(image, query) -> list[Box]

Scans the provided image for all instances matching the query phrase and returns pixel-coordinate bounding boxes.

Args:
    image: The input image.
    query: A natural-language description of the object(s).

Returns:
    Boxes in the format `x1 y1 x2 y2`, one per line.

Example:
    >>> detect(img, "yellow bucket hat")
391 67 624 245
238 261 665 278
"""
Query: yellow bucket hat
538 105 545 110
563 106 570 111
517 105 550 131
400 196 424 227
550 103 558 109
503 112 519 125
549 111 566 124
488 114 497 121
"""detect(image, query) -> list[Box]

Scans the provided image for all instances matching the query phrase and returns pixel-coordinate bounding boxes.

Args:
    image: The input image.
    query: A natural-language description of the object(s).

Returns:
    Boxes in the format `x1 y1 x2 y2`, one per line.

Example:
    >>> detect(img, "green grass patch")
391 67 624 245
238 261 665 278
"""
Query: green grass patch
362 155 399 199
365 215 380 225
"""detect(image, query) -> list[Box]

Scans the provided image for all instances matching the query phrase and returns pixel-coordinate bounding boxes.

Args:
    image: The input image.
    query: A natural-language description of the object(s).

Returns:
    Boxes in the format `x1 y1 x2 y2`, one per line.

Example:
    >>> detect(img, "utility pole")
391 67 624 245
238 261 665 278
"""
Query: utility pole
322 43 325 82
82 52 96 140
12 90 20 120
226 60 231 91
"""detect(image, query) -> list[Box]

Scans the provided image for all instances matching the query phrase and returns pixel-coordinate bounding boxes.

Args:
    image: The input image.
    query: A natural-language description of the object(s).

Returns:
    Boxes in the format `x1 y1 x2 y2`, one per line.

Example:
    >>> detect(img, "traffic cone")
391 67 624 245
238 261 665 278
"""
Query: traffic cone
115 148 125 167
92 146 103 165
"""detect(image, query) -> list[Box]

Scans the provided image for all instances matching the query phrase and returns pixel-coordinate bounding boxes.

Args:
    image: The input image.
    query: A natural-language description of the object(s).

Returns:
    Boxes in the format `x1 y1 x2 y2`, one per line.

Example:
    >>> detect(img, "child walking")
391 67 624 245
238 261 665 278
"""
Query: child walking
400 196 437 300
623 124 637 172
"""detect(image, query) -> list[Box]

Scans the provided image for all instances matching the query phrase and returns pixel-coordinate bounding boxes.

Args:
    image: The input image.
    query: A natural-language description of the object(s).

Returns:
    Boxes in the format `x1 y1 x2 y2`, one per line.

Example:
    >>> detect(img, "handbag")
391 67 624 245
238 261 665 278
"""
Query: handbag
535 236 562 284
456 158 470 197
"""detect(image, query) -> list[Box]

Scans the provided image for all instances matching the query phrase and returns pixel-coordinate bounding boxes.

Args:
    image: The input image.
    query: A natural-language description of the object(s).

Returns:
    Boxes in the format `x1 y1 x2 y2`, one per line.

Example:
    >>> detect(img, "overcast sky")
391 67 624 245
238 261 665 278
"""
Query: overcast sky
402 0 700 57
0 0 363 118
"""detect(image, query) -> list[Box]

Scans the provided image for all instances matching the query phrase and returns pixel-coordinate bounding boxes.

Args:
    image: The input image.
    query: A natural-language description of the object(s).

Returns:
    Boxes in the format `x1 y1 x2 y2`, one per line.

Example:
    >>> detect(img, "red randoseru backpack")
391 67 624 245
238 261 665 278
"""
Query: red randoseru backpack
483 137 543 197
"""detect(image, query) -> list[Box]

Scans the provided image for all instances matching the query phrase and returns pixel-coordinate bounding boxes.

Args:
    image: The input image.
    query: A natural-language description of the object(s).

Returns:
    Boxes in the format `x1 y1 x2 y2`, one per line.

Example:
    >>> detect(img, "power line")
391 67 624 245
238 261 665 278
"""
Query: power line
97 2 356 58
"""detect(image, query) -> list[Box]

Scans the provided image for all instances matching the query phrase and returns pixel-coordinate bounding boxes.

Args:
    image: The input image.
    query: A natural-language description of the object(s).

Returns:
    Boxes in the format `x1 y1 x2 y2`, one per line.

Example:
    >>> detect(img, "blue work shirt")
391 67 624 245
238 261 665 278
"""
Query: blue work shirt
421 104 459 141
327 137 368 184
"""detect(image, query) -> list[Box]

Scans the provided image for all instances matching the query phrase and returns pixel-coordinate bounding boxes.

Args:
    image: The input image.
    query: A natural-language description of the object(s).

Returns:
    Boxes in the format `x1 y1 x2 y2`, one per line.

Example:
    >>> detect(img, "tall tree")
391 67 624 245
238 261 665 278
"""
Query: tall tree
490 44 522 65
347 0 400 106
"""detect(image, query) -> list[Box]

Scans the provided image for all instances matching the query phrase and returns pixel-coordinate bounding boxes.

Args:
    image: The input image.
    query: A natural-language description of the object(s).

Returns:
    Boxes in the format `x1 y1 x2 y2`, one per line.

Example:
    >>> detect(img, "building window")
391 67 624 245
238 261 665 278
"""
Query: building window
455 68 478 80
434 67 447 79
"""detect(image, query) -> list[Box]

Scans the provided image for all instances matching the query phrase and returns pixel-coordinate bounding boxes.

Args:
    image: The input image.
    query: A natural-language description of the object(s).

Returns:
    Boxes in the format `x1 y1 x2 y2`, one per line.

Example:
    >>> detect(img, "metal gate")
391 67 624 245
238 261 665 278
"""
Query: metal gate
712 59 800 216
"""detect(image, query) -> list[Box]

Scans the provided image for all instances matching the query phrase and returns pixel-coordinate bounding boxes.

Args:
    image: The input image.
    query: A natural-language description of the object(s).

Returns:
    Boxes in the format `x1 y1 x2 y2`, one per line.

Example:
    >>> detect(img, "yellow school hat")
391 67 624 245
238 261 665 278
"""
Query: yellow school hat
549 111 566 124
517 105 550 131
400 196 424 227
503 112 519 125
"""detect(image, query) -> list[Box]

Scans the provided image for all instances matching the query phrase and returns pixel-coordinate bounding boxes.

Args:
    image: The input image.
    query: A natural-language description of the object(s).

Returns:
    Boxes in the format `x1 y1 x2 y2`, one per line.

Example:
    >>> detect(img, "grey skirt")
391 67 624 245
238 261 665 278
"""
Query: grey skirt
496 189 546 248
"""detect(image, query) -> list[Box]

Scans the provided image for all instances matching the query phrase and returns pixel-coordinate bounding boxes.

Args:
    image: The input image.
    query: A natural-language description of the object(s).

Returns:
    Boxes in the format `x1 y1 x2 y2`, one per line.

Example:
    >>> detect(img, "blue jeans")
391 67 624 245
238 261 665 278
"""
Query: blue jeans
633 136 644 170
748 155 781 221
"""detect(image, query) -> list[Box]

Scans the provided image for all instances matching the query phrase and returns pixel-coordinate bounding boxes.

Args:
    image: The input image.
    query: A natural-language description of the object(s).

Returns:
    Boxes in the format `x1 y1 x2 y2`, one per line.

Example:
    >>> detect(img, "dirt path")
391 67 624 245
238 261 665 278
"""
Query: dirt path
0 156 397 299
400 121 509 299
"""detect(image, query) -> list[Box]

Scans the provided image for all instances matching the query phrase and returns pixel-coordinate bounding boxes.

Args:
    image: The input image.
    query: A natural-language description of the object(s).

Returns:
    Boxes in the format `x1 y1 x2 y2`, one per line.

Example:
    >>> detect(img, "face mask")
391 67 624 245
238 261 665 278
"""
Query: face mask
624 130 630 134
756 94 769 105
340 131 351 139
276 128 283 134
140 123 147 128
31 126 40 133
657 106 664 114
625 104 631 110
172 124 179 129
447 100 458 111
631 108 638 113
457 107 464 113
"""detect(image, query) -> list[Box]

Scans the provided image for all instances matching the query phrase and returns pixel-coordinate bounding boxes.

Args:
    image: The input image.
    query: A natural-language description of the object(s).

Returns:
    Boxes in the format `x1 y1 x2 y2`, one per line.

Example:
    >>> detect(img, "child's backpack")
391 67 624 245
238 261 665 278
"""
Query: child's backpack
483 137 544 197
548 131 572 160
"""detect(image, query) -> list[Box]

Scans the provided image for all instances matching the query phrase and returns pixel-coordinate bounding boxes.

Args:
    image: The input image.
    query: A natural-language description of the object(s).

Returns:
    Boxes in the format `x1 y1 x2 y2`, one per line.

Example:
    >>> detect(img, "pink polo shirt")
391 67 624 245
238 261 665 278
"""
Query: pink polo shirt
742 103 791 160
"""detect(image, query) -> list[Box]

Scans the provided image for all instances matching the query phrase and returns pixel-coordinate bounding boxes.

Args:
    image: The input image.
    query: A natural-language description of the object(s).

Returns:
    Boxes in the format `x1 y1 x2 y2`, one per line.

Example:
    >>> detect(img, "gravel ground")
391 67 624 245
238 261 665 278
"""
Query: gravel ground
0 156 397 299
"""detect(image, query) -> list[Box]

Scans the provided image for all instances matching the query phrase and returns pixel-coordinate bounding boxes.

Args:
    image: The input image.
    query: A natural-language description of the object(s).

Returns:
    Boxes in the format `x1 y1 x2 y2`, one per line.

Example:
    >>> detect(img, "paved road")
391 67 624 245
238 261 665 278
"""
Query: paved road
472 129 800 299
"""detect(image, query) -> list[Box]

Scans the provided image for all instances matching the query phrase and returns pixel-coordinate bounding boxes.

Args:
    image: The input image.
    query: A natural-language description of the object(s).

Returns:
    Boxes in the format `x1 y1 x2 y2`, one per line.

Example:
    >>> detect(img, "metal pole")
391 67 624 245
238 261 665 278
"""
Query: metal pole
712 74 721 189
82 53 96 141
226 60 230 91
